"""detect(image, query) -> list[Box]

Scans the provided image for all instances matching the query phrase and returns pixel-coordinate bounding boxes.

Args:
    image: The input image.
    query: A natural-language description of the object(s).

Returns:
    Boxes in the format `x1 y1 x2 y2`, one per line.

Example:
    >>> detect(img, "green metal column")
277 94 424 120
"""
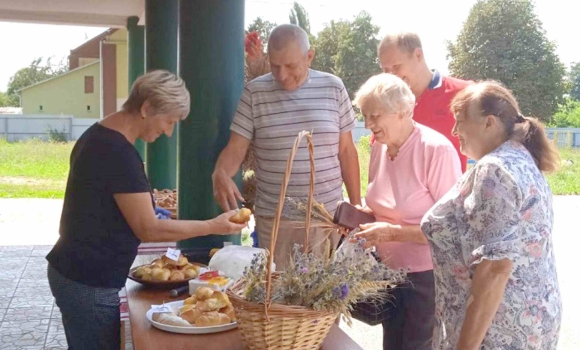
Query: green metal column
145 0 178 190
177 0 245 249
127 16 146 160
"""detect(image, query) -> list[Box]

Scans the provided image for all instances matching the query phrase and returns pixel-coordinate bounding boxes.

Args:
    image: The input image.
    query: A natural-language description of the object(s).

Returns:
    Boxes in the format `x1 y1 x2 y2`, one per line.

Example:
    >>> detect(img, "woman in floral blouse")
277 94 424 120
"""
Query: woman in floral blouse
421 81 562 349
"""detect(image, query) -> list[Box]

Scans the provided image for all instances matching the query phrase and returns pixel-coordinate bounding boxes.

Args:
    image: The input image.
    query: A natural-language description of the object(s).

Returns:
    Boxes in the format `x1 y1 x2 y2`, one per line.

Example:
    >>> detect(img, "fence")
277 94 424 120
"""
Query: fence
1 117 579 147
353 121 580 148
0 115 98 142
545 128 580 148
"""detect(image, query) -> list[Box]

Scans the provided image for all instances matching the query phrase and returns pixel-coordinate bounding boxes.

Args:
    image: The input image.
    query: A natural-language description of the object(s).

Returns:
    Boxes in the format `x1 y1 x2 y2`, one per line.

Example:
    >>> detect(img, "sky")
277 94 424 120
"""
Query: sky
0 0 577 92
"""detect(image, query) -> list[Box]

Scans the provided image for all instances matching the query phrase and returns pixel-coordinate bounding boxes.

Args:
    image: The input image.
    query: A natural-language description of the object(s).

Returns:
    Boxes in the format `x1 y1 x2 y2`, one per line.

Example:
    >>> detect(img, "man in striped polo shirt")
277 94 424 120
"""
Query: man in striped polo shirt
212 24 361 269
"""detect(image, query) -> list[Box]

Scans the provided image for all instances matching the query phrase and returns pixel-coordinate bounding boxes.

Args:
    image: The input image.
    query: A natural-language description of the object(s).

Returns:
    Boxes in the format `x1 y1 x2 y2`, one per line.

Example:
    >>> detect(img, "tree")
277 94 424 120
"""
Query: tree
311 20 349 76
312 12 381 100
6 57 68 106
246 17 277 48
447 0 565 121
288 2 316 49
550 98 580 127
289 2 311 34
570 62 580 101
0 91 11 107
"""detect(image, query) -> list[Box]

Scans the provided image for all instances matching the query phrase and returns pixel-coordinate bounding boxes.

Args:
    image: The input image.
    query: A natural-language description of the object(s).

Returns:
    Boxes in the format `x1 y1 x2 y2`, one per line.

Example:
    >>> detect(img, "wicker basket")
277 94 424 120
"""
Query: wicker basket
227 131 339 349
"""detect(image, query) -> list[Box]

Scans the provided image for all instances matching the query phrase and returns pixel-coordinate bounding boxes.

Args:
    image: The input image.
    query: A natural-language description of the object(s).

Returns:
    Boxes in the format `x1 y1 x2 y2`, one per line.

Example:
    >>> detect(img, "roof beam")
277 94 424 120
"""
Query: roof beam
0 8 127 28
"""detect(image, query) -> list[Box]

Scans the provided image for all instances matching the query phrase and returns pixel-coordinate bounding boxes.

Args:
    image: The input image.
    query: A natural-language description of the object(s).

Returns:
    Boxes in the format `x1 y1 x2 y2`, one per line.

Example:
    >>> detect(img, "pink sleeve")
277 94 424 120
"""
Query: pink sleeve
427 147 462 202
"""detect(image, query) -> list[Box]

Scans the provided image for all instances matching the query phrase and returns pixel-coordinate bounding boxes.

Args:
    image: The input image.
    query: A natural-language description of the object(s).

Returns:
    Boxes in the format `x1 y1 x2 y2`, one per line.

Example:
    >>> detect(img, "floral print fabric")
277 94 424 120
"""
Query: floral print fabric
421 141 561 349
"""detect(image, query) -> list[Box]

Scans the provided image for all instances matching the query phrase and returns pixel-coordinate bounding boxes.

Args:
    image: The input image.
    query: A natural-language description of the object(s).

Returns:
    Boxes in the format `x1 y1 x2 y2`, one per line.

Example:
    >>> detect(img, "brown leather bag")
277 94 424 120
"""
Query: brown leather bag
332 201 376 230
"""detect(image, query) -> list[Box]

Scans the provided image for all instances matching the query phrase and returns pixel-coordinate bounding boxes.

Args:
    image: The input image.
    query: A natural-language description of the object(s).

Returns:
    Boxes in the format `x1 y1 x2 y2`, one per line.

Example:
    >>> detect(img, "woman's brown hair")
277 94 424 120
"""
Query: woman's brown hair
450 81 559 173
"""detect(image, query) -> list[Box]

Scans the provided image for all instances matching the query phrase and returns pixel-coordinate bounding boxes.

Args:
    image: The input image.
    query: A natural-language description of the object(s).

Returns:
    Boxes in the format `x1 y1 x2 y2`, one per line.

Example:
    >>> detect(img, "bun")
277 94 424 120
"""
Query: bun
219 304 236 321
150 259 165 268
152 313 192 327
229 208 252 224
195 287 215 301
133 266 152 278
169 270 185 281
184 295 197 305
195 311 231 327
152 268 171 281
196 299 222 312
179 304 204 324
177 255 189 267
210 291 230 309
183 268 198 279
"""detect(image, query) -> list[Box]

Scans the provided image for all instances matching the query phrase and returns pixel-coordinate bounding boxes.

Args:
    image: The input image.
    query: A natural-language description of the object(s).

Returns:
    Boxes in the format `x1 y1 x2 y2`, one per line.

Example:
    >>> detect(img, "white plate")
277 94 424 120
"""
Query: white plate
146 300 238 335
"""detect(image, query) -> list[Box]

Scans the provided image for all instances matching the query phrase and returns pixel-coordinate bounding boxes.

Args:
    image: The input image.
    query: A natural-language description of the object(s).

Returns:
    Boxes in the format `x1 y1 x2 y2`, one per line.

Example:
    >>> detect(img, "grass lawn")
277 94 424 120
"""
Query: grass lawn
1 137 578 199
546 148 580 195
0 138 73 198
353 136 580 197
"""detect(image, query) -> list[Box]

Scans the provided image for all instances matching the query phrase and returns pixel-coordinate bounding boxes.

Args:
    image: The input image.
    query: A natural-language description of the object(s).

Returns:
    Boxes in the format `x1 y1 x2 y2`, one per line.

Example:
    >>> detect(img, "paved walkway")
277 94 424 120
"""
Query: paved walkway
0 197 578 349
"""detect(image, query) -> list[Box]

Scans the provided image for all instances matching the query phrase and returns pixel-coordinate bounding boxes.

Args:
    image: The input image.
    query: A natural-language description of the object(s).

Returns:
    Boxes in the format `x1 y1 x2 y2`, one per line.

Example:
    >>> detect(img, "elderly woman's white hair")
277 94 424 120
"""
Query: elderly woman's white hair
353 73 415 117
123 69 190 119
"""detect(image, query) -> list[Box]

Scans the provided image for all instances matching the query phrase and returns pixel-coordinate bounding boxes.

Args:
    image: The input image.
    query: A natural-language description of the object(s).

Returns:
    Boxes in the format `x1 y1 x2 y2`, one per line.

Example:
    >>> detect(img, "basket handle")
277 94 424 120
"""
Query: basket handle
264 131 315 310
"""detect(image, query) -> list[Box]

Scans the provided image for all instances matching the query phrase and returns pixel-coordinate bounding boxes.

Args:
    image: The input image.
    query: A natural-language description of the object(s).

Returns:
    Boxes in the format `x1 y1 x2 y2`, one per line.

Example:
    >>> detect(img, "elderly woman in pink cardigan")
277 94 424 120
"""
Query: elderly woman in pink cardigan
352 73 461 350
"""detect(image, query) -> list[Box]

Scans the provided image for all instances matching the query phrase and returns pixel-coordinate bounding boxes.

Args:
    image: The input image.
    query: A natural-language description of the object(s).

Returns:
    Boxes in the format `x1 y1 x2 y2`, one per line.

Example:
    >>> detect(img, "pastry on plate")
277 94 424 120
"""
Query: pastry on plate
169 270 185 281
179 304 204 324
133 266 152 278
152 268 171 281
195 311 231 327
195 287 215 301
152 312 192 327
184 295 197 305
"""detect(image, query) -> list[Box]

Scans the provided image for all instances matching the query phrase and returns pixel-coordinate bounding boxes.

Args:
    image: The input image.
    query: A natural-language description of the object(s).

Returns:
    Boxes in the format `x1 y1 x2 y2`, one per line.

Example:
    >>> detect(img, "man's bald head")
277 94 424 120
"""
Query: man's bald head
267 24 310 54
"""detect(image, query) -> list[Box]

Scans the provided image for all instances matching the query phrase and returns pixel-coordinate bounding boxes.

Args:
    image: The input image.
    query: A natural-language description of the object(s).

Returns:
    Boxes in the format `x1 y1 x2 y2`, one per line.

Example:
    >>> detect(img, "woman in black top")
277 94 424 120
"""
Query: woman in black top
46 70 246 350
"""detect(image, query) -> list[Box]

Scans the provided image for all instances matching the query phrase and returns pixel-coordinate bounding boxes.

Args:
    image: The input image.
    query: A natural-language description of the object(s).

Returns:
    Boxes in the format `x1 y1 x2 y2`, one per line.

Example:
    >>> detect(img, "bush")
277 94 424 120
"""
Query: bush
357 135 371 154
549 99 580 128
47 126 68 143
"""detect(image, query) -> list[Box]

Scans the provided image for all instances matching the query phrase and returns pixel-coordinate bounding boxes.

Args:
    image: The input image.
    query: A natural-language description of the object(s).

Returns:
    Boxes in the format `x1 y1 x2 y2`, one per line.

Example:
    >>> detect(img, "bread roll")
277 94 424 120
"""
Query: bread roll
163 254 188 267
153 313 192 327
219 304 236 322
209 248 220 258
218 313 232 324
133 266 152 278
195 287 215 301
151 267 164 275
141 273 153 281
229 208 252 224
196 299 222 312
184 295 197 305
183 268 198 279
217 313 231 325
177 255 189 267
179 304 203 324
169 270 185 281
152 268 171 281
195 311 231 327
150 259 165 268
210 291 230 309
182 264 200 273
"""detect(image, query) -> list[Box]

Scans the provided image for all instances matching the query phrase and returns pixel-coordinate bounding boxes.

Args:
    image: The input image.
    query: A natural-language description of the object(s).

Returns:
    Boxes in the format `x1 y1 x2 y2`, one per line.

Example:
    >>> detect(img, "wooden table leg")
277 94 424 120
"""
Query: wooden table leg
120 320 125 350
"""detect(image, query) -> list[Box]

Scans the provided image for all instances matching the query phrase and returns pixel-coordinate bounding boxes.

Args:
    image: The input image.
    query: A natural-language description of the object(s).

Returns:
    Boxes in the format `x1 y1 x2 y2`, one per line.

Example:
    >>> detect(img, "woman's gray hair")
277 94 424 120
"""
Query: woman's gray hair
353 73 415 116
122 70 190 120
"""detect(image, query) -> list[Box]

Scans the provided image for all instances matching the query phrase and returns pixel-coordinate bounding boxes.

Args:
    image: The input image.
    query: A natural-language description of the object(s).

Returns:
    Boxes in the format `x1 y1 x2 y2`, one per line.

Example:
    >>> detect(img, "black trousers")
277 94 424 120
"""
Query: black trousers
382 270 435 350
48 265 121 350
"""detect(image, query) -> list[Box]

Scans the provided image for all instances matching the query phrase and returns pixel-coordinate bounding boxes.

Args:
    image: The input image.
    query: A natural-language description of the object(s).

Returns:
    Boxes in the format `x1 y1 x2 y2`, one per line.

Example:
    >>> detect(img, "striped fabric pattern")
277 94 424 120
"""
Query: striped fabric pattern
231 70 356 217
